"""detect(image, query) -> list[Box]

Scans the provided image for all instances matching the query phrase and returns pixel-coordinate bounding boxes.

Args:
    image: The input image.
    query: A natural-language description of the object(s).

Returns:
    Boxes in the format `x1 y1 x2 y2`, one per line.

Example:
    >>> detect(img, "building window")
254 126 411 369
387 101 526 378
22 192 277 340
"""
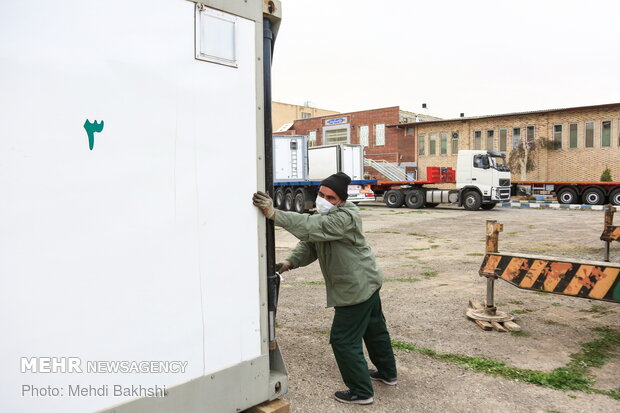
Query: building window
526 126 535 146
406 127 414 136
429 133 437 155
308 130 317 147
359 125 369 147
375 124 385 146
512 128 521 148
499 128 507 152
301 112 311 119
585 121 594 147
552 124 563 149
451 131 459 154
325 128 348 145
418 134 425 156
569 123 578 148
440 132 448 155
601 121 611 147
486 130 494 150
473 130 482 150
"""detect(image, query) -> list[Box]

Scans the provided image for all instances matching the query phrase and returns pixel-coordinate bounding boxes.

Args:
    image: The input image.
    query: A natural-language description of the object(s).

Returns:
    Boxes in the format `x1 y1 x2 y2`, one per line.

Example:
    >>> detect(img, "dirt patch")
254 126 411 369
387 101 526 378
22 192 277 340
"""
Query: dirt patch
275 204 620 412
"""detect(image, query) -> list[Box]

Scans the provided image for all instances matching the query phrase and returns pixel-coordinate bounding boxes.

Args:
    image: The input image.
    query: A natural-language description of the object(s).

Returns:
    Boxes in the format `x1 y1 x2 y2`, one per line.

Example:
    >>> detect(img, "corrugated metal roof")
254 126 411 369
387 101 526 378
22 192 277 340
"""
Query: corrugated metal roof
387 102 620 128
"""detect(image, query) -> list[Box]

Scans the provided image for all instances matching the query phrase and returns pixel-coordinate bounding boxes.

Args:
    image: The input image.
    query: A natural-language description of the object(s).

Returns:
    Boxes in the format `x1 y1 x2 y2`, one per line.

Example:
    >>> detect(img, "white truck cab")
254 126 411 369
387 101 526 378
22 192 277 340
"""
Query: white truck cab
457 150 512 209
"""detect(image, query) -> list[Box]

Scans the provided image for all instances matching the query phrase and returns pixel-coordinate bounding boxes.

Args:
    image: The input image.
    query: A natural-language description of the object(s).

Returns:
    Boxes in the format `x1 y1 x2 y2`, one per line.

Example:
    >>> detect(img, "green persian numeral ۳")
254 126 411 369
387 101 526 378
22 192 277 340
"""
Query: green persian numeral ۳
84 119 104 150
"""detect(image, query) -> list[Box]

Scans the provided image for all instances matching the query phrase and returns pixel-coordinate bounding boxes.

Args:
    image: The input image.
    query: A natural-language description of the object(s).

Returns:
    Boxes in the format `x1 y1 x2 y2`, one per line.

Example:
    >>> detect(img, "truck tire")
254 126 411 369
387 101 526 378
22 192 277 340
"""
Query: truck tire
274 187 285 210
425 203 439 208
294 190 306 214
557 188 578 204
582 187 604 205
384 190 405 208
284 189 295 211
480 203 496 210
405 190 425 209
610 188 620 206
463 191 482 211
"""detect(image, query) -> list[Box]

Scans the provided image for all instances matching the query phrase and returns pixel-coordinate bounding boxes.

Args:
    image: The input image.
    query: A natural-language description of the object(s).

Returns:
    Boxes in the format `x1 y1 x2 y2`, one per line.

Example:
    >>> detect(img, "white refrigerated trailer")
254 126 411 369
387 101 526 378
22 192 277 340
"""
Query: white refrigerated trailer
0 1 286 413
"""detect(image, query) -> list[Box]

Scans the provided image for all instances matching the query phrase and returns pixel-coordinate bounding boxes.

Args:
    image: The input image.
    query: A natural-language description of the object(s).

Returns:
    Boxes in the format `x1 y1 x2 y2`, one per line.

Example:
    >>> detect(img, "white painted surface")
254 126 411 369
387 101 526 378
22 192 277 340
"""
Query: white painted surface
0 1 261 412
308 145 340 180
341 145 363 180
273 136 308 182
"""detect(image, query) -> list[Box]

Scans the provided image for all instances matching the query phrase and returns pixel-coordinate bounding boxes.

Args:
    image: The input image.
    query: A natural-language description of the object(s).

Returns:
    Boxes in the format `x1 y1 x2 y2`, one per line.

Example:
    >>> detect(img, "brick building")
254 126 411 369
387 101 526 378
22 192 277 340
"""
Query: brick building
275 106 440 178
391 103 620 182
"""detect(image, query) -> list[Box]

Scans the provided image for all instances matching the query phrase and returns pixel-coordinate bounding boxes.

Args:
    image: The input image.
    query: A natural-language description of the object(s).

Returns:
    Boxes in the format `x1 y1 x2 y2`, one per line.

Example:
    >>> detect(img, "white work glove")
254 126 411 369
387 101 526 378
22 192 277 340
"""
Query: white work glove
252 191 276 220
275 261 291 273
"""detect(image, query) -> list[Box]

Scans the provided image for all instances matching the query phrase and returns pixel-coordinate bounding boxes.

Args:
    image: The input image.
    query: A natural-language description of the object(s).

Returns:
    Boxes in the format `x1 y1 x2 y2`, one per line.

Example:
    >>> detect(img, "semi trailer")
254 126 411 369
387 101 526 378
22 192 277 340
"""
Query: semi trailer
512 180 620 206
373 150 512 211
273 136 375 213
0 1 286 413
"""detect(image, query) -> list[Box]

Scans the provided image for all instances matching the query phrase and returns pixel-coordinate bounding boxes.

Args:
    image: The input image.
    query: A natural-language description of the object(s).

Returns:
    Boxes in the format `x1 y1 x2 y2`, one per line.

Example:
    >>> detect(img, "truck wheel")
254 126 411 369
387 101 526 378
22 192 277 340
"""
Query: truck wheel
274 188 285 210
610 188 620 206
284 189 295 211
405 190 425 209
480 203 496 210
425 203 439 208
463 191 482 211
384 190 405 208
557 188 578 204
294 190 306 214
582 187 604 205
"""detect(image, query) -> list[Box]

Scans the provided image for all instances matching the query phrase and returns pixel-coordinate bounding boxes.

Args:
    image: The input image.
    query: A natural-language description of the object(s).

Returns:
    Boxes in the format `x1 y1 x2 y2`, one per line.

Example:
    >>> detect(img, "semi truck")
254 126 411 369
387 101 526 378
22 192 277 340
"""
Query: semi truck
373 150 512 211
0 1 286 413
273 135 375 213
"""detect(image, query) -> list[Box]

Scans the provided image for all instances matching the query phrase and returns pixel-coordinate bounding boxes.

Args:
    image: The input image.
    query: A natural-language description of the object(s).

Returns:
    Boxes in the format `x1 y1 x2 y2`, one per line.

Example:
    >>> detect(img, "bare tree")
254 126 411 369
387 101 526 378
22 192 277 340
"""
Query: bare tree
508 137 557 180
508 139 536 181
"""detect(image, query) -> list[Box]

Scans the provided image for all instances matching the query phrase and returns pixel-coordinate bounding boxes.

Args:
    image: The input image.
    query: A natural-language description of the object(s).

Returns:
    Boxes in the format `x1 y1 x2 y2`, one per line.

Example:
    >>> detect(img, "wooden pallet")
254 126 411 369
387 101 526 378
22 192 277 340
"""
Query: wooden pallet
467 300 521 332
246 398 290 413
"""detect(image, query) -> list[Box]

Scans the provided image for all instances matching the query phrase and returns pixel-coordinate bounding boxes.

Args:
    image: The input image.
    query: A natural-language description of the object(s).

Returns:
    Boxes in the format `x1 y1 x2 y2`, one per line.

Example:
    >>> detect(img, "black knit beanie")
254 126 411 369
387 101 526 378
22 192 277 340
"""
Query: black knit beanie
320 172 351 201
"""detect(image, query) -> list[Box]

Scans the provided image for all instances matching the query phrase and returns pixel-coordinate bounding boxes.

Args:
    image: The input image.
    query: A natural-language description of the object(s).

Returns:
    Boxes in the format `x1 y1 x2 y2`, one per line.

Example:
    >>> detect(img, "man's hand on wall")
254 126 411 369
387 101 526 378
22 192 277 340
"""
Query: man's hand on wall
275 261 291 273
252 191 276 220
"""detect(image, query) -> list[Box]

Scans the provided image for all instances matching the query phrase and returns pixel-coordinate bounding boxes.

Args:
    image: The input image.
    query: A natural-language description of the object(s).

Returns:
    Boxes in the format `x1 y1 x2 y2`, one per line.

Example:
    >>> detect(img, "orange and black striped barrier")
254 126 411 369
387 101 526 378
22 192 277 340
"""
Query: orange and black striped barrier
479 252 620 303
468 217 619 331
601 205 619 262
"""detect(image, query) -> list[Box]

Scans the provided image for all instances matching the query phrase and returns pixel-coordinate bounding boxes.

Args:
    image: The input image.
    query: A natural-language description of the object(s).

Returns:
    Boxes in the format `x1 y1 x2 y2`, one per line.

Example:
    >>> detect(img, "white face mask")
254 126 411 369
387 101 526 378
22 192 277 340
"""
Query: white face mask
315 196 336 215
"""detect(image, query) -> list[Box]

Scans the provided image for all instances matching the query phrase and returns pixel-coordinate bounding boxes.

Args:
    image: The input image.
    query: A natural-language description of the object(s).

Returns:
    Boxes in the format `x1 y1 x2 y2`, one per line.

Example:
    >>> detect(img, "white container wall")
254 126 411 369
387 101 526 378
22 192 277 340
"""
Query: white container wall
341 144 364 180
273 135 308 182
308 145 340 180
0 1 272 412
308 144 364 181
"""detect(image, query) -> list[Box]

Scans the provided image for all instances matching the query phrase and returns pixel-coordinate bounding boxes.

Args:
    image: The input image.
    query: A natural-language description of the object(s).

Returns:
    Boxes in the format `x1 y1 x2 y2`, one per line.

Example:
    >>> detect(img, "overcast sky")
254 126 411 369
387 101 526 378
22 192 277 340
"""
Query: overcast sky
271 0 620 119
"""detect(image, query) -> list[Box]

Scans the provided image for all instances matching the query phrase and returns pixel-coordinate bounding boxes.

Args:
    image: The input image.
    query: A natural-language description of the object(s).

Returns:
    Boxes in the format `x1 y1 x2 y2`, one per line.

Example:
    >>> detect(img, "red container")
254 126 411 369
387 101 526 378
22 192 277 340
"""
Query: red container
426 167 456 183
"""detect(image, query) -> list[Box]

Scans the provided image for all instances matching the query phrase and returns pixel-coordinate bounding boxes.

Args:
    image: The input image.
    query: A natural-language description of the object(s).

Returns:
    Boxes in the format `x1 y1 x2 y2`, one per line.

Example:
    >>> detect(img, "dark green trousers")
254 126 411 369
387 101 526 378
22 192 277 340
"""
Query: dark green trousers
329 289 397 398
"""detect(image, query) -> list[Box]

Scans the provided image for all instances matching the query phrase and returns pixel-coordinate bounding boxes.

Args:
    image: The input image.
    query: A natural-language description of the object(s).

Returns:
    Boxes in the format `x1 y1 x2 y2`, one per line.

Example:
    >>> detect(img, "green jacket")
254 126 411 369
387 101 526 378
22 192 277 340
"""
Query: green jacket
275 202 383 307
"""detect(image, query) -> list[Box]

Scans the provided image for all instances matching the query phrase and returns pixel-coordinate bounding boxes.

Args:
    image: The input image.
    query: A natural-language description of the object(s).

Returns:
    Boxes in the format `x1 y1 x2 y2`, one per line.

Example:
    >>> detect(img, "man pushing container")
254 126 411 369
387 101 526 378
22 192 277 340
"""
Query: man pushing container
253 172 397 405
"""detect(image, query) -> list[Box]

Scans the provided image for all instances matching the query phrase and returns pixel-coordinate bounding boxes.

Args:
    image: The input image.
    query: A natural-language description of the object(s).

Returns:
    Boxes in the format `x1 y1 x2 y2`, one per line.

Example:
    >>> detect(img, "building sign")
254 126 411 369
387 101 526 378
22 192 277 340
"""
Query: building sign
325 117 348 126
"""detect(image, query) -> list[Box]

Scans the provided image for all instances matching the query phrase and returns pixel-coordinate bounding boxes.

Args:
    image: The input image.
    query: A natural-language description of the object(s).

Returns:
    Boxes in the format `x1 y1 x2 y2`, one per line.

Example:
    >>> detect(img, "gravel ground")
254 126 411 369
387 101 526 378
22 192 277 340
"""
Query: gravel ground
274 203 620 413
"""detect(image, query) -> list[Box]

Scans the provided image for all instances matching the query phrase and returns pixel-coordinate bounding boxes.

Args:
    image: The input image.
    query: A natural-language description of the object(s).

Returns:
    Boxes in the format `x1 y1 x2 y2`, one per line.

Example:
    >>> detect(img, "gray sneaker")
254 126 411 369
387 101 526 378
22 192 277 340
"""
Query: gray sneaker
334 390 374 405
369 369 398 386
